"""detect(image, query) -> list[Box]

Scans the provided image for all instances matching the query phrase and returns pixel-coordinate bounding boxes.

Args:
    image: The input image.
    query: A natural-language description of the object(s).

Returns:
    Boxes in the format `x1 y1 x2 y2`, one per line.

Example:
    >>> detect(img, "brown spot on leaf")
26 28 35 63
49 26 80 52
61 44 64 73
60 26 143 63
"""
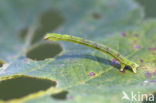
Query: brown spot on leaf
92 12 101 19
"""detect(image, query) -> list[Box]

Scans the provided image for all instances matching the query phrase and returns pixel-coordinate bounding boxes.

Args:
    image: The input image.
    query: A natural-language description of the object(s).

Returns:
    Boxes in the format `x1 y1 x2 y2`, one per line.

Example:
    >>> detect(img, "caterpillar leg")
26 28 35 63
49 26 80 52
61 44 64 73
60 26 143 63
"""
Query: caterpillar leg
120 64 125 72
131 63 138 73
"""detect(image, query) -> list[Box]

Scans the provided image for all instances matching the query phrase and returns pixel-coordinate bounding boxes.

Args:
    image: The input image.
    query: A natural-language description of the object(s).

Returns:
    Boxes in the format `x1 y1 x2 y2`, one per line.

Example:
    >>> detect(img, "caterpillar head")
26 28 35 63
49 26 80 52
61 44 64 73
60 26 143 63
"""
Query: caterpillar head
44 33 61 41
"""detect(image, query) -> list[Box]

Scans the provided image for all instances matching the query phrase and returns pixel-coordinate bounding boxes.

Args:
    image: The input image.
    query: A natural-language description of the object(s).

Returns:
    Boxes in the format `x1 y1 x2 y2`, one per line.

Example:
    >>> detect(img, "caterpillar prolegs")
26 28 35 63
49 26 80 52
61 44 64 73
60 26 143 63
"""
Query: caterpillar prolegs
44 33 139 73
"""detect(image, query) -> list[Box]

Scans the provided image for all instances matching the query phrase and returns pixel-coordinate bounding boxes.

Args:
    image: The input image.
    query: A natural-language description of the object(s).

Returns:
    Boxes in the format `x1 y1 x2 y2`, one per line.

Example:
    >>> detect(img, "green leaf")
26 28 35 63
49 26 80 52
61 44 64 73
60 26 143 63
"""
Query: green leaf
0 0 156 103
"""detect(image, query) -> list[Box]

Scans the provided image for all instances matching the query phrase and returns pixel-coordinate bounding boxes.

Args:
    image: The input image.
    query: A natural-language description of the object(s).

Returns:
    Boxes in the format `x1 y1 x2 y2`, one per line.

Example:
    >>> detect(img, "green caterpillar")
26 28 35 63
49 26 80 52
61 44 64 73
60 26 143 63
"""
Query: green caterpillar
44 33 139 73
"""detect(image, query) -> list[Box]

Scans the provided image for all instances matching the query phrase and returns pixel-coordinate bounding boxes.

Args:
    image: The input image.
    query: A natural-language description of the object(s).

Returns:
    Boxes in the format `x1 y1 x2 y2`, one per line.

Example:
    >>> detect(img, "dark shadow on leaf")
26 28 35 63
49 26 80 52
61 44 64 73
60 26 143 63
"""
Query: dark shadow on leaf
124 65 133 73
58 54 121 70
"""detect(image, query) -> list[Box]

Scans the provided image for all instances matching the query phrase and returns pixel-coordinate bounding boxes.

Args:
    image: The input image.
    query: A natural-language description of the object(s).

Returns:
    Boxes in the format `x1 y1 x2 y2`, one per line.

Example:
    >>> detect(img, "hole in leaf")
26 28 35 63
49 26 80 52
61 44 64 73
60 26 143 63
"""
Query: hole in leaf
18 27 28 40
39 9 65 31
0 75 56 101
31 9 65 44
0 59 5 67
51 91 68 100
26 42 63 60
